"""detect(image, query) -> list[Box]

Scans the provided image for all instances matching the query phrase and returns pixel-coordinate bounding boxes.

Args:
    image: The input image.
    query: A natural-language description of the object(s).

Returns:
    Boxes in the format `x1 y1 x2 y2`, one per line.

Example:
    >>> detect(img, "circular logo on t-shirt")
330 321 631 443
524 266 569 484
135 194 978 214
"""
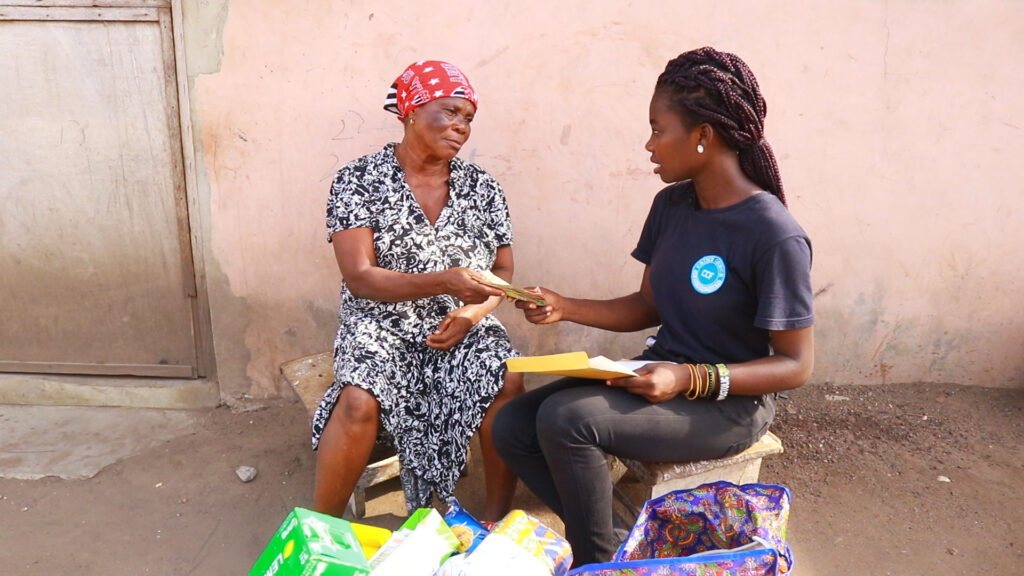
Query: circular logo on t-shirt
691 255 727 294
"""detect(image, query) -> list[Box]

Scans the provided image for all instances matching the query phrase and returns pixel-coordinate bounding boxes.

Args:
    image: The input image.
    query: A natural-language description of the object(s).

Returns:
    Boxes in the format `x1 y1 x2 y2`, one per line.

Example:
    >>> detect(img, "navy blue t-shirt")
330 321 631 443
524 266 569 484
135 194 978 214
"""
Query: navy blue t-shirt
632 182 814 365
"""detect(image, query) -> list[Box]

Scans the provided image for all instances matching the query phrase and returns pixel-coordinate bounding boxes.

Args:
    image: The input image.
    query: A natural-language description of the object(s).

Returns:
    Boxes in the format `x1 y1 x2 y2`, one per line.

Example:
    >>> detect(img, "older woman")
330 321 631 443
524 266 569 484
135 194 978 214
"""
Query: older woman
312 60 523 522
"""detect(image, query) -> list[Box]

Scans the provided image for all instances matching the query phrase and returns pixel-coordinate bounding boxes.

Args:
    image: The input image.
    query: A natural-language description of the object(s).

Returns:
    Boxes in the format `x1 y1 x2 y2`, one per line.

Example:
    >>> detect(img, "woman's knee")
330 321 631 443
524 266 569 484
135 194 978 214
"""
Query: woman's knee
501 371 525 396
535 392 598 446
331 385 380 427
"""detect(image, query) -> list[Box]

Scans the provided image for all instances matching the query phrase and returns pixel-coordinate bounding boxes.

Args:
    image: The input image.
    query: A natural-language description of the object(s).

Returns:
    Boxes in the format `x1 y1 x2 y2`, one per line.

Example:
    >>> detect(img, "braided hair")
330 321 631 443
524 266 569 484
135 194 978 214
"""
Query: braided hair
655 47 787 207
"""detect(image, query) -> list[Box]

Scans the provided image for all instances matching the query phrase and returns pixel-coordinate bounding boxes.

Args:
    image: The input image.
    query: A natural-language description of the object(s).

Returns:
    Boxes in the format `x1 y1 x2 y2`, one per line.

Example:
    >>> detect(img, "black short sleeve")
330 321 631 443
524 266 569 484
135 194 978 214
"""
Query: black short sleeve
753 235 815 331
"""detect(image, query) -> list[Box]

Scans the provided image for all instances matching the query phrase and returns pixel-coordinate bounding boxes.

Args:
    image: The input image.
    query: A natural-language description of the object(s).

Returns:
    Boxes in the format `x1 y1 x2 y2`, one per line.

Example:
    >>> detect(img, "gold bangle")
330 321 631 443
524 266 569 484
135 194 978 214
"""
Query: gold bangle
685 363 700 400
697 363 705 399
702 364 712 398
697 364 705 399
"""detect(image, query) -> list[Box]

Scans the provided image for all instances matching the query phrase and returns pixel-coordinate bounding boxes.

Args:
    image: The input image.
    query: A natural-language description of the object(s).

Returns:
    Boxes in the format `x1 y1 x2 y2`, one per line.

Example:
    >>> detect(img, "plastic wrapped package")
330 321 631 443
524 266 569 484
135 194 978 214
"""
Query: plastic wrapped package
434 509 572 576
369 508 460 576
443 498 489 554
433 553 474 576
487 510 573 576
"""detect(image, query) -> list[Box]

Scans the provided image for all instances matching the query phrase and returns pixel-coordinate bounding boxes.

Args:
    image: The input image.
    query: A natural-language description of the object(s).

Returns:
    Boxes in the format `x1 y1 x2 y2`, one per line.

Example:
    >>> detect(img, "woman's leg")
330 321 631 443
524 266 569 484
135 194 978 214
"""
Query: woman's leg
476 371 525 522
313 385 380 518
534 386 774 566
492 378 592 518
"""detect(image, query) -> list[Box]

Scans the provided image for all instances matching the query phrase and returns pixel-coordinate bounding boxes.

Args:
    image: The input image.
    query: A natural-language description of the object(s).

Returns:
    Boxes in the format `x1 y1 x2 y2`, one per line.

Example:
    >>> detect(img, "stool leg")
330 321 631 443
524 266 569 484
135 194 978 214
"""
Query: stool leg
611 484 641 530
344 489 367 519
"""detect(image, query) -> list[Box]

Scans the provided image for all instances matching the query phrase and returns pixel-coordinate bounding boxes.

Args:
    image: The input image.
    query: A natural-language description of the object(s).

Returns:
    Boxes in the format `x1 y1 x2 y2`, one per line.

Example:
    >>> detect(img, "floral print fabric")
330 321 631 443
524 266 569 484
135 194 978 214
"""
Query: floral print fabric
568 482 791 575
312 143 518 511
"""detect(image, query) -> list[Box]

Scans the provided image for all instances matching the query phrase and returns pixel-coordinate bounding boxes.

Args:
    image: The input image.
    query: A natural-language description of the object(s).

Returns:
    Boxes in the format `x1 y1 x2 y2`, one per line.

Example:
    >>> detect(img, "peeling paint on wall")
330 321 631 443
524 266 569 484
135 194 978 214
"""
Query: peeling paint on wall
181 0 231 77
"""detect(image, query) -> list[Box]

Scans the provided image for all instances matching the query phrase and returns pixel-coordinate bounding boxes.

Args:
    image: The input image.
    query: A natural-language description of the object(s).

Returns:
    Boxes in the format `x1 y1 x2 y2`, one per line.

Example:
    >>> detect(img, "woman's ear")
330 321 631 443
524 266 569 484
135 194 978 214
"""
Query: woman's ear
698 123 715 148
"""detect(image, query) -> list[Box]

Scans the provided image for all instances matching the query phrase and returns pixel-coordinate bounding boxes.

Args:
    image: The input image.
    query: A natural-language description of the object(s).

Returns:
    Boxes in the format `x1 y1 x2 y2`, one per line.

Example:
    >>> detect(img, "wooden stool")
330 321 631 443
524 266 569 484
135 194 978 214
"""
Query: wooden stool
609 431 784 526
280 351 401 519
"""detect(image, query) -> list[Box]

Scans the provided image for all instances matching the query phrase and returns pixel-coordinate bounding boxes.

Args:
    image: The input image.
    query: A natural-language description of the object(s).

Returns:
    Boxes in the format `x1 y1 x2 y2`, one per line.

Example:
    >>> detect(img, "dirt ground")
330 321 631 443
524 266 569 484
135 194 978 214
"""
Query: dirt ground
0 381 1021 575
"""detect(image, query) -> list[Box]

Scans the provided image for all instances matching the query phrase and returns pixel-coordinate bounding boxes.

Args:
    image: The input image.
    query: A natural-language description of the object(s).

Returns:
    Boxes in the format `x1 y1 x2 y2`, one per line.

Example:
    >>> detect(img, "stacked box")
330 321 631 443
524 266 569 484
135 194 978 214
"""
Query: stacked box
350 522 392 559
249 508 371 576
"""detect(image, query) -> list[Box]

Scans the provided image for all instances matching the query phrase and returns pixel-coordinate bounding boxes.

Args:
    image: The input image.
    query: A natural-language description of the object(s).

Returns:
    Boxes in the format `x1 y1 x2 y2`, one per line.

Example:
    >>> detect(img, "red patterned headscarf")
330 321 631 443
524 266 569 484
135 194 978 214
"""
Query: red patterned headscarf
383 60 478 121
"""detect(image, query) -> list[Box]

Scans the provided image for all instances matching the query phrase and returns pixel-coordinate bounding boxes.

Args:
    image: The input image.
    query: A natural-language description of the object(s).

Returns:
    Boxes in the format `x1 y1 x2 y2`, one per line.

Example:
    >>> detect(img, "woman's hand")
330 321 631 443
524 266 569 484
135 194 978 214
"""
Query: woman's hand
511 267 661 332
607 363 682 403
426 308 476 350
514 287 564 324
443 267 505 304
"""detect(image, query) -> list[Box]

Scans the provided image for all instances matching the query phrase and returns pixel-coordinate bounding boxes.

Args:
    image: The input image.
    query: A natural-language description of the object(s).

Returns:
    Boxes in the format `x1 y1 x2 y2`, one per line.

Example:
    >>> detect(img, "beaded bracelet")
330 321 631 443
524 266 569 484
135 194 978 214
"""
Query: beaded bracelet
704 364 717 399
708 364 720 399
715 363 731 401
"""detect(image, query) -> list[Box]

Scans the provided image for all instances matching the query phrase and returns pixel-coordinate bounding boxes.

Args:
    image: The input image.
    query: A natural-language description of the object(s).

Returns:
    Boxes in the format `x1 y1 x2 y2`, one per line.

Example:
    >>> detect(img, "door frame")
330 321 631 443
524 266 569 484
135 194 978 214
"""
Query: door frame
0 0 215 380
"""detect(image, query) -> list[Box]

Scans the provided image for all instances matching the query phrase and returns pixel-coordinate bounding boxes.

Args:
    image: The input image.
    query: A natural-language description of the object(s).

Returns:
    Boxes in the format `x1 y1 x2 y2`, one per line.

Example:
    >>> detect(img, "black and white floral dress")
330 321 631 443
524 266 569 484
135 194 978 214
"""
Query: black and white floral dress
312 143 519 512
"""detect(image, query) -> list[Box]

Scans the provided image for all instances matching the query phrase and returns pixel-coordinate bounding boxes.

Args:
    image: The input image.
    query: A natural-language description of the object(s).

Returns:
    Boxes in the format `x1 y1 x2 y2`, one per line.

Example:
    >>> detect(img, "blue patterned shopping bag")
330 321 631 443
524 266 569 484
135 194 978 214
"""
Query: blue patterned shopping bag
566 546 779 576
568 482 793 576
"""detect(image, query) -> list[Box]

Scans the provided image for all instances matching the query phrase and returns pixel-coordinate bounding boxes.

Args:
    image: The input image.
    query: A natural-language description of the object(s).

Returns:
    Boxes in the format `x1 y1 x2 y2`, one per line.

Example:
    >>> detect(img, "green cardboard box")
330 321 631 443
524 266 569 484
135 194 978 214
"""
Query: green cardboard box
249 507 371 576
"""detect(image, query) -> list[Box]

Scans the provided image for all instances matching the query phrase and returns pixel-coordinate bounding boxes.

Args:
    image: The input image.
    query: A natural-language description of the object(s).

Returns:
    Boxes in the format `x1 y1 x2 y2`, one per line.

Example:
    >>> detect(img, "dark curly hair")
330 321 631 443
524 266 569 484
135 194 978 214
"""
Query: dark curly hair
656 47 787 207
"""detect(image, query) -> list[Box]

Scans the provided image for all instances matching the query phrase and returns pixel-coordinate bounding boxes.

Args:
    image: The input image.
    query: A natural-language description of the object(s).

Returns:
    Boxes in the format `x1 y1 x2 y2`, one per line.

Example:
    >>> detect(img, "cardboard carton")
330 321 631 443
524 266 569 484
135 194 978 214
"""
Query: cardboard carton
249 507 371 576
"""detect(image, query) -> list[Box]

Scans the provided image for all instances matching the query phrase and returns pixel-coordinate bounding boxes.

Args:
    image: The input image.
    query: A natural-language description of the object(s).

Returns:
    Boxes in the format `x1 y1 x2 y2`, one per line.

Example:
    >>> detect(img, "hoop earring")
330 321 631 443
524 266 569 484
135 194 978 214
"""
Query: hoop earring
697 144 705 154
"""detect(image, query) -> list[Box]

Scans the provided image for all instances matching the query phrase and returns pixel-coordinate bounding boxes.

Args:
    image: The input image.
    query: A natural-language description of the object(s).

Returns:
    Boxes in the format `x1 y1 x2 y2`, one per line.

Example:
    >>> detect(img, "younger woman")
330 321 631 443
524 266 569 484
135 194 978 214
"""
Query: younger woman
493 47 814 566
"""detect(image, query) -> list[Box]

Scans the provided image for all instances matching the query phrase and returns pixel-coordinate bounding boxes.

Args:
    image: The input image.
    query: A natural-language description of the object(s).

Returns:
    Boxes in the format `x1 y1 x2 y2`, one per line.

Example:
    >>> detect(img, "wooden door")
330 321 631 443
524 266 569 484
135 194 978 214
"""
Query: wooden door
0 1 201 378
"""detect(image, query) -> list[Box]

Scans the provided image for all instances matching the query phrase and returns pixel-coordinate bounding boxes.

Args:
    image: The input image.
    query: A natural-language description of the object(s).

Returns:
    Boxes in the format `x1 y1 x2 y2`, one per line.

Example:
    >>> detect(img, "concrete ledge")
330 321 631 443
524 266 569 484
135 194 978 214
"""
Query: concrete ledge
0 404 201 480
0 373 220 410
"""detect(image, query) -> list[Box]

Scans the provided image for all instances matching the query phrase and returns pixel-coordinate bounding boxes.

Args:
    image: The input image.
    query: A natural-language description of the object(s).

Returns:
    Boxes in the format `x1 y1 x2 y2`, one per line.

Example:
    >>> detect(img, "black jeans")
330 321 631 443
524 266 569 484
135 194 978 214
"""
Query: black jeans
492 377 775 567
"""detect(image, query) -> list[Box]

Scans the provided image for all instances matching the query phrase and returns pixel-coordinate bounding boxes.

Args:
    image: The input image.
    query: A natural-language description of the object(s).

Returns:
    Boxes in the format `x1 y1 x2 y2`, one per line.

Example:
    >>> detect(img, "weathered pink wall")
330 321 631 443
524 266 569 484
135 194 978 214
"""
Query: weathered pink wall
184 0 1024 398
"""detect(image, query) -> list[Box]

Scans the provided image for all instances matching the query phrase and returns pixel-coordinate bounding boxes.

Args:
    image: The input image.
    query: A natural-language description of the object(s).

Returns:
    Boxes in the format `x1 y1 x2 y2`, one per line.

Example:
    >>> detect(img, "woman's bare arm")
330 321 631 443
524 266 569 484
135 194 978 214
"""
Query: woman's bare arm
724 326 815 395
516 266 661 332
332 228 503 304
425 246 515 350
